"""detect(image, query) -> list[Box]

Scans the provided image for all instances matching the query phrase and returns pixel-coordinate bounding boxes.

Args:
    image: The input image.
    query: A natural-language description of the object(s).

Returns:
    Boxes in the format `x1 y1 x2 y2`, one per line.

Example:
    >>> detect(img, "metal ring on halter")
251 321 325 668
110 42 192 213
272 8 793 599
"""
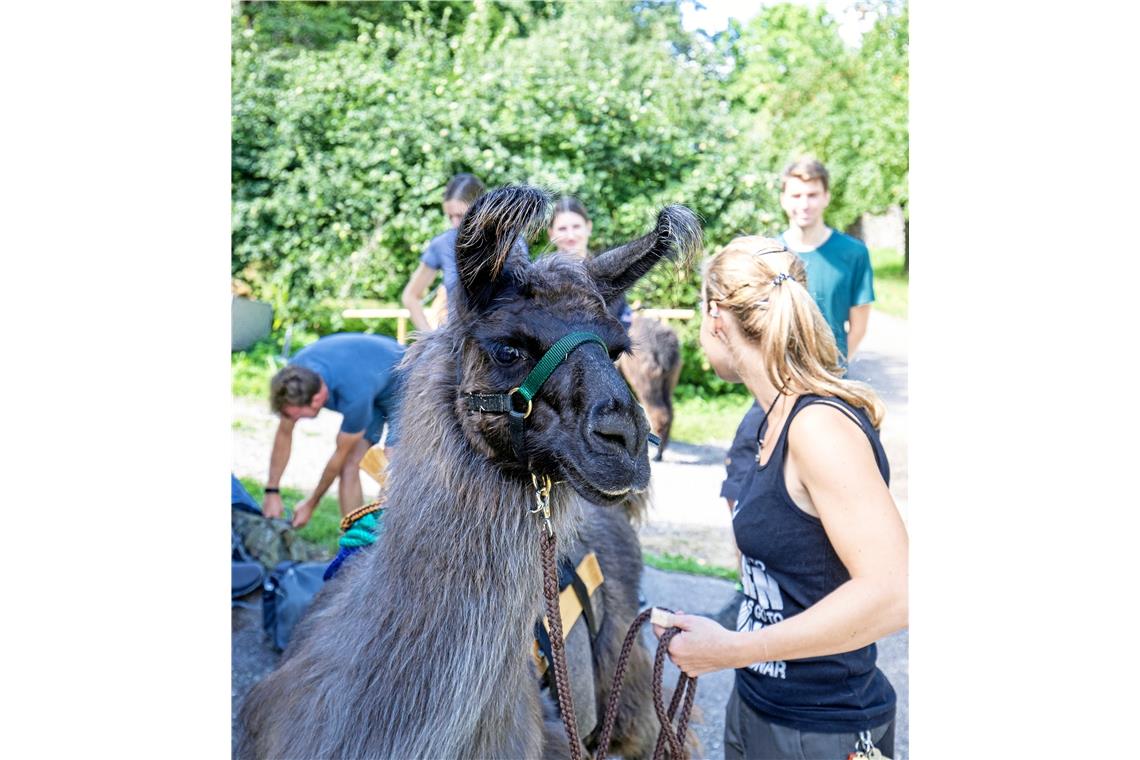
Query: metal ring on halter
508 387 533 418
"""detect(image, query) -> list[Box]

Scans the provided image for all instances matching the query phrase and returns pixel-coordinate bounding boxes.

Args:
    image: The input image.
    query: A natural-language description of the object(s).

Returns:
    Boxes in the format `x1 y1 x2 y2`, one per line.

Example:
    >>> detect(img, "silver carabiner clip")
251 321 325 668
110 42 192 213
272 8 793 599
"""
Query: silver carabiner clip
531 473 554 536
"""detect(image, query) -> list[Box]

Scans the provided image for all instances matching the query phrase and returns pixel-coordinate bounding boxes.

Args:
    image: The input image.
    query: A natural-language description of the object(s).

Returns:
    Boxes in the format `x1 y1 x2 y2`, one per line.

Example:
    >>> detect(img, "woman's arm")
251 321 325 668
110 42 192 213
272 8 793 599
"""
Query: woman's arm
658 404 908 676
401 263 439 332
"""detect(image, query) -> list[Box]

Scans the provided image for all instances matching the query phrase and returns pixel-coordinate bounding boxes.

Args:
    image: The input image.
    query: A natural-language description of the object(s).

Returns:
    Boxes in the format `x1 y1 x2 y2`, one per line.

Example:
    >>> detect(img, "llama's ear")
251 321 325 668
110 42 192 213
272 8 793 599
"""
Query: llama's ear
456 185 549 313
588 205 703 298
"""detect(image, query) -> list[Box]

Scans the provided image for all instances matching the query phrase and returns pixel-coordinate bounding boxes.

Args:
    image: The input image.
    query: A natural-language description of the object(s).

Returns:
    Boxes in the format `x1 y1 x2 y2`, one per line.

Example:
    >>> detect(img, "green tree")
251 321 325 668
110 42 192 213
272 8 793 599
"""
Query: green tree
235 1 906 394
850 2 908 268
234 0 555 51
723 2 908 262
231 0 778 329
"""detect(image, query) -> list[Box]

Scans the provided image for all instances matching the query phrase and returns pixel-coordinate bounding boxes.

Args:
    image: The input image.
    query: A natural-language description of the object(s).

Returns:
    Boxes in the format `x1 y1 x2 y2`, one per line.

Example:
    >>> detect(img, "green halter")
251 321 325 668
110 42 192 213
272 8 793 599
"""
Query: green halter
518 330 608 403
463 330 659 466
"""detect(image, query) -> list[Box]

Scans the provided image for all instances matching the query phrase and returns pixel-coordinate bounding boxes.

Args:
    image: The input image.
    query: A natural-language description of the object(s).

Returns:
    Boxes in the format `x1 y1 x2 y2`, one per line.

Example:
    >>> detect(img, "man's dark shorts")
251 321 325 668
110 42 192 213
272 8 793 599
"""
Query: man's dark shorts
364 369 405 447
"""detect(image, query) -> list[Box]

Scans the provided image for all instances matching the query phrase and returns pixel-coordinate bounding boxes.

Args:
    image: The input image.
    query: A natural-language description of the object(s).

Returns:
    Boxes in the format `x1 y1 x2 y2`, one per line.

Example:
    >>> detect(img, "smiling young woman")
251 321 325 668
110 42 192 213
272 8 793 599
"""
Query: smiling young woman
548 196 593 258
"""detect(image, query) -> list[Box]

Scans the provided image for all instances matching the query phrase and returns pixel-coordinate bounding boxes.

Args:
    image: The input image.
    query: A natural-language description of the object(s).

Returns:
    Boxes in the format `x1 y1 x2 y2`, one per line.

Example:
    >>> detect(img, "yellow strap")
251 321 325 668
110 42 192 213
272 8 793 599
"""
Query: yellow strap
534 552 605 674
359 445 389 487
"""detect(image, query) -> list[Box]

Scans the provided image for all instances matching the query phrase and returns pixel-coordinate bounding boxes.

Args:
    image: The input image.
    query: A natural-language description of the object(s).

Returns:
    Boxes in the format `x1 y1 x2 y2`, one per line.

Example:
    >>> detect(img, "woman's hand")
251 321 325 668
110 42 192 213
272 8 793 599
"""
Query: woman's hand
653 612 741 677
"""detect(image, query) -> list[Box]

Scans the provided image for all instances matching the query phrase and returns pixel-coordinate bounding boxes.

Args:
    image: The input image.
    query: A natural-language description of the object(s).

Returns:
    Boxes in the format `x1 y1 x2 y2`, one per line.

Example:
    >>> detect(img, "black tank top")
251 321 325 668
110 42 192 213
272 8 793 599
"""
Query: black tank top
732 394 896 732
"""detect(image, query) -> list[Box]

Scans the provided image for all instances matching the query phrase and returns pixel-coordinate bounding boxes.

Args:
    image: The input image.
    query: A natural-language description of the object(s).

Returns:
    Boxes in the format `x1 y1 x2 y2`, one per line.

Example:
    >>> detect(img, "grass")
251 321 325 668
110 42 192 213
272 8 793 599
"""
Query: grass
238 476 344 554
870 247 909 318
670 392 754 446
643 551 739 583
232 337 287 399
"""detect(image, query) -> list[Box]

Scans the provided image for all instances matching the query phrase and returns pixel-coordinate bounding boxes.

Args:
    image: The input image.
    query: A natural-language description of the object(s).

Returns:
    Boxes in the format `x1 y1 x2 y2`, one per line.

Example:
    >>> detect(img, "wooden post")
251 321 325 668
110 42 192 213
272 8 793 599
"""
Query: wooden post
397 316 407 345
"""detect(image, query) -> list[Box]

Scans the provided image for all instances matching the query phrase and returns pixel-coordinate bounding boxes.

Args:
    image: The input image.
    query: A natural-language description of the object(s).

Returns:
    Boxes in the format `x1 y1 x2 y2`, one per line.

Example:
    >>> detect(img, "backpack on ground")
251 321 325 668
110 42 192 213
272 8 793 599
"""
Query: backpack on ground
230 473 329 571
261 560 328 651
232 475 265 599
233 528 265 599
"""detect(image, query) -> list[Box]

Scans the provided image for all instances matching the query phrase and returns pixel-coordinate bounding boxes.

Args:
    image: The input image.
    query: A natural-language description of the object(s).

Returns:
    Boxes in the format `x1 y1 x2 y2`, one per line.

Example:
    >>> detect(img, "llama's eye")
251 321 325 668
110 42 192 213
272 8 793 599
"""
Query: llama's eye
490 343 524 366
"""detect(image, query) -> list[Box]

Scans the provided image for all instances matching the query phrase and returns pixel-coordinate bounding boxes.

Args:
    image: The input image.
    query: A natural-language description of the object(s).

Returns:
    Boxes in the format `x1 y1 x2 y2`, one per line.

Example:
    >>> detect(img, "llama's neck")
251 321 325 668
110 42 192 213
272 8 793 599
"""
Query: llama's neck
358 336 582 756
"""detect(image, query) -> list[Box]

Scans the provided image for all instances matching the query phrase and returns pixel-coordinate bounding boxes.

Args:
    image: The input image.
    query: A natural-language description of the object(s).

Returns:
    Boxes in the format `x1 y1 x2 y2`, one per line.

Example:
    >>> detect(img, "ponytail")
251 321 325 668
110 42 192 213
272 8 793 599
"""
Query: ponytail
704 237 885 427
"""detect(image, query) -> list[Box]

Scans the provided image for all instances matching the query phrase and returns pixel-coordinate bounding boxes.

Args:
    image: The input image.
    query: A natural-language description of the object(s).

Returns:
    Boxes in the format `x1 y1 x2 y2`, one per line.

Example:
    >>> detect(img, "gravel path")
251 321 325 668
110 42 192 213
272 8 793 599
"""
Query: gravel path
231 309 909 758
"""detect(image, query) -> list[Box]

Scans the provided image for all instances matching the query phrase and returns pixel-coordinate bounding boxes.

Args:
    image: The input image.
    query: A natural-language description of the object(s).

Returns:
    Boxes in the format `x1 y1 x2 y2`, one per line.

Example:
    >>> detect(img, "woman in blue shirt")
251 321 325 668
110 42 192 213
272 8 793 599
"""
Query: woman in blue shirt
654 236 908 758
401 173 485 331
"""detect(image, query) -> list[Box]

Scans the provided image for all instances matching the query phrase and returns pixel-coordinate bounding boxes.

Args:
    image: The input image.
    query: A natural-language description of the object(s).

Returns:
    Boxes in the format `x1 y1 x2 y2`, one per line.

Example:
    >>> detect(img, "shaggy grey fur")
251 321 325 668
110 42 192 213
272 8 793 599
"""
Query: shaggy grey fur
237 186 702 759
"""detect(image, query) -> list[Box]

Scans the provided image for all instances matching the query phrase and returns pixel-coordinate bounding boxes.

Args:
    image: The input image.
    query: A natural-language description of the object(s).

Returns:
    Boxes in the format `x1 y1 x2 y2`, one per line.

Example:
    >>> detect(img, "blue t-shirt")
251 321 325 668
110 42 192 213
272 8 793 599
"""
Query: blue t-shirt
732 394 895 733
420 228 461 298
421 228 531 305
779 229 874 360
289 333 406 445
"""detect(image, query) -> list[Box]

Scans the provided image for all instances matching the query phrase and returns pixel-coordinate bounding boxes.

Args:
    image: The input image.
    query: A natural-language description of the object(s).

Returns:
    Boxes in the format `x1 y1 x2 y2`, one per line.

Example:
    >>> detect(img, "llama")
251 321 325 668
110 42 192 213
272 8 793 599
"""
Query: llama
238 186 702 759
619 316 682 461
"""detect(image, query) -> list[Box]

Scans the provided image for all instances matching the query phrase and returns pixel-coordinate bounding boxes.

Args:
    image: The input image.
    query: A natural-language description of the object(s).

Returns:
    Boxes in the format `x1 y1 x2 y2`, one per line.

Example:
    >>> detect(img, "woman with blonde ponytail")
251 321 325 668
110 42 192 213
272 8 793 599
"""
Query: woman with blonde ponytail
653 236 908 759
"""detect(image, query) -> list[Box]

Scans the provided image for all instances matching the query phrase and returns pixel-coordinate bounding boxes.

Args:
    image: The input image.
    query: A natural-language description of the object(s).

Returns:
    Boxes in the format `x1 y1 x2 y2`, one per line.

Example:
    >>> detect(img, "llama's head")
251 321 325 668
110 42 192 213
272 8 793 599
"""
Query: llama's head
448 185 701 506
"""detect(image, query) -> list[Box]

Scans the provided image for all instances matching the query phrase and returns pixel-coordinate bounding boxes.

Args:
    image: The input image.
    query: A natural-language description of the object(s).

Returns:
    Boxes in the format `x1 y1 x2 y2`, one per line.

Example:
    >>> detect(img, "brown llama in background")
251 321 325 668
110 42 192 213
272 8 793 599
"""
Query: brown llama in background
620 315 683 461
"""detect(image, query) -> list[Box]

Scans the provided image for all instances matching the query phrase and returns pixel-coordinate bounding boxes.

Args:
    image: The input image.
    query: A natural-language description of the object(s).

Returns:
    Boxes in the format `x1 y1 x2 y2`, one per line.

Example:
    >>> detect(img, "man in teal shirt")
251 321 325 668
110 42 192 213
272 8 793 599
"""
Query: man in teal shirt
777 156 875 361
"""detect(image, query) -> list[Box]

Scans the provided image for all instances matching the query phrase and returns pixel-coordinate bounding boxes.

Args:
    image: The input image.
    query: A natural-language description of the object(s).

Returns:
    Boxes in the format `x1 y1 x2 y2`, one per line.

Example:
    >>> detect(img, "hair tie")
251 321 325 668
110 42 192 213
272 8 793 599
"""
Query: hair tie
771 272 793 286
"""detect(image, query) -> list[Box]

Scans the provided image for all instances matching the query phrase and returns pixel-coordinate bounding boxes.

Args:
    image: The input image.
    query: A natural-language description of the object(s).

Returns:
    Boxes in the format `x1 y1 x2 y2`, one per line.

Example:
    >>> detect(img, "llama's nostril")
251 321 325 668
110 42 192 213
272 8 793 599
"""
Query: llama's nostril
597 429 628 449
590 413 635 454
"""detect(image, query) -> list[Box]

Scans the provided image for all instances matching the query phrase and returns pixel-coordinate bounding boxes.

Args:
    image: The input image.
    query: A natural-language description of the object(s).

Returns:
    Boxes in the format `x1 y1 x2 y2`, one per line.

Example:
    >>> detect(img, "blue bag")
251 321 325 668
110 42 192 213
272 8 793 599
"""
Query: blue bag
261 560 328 651
232 475 262 515
232 475 265 599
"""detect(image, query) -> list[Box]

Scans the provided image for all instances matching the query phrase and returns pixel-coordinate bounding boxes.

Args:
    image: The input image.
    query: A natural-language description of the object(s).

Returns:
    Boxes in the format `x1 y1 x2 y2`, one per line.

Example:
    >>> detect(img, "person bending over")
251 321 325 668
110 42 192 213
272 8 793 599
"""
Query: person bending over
264 332 405 528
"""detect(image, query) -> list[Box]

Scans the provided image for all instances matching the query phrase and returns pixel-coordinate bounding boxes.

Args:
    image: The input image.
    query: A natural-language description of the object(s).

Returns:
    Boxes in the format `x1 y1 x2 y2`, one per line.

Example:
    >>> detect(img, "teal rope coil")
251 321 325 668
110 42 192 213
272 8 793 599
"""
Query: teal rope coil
339 510 383 549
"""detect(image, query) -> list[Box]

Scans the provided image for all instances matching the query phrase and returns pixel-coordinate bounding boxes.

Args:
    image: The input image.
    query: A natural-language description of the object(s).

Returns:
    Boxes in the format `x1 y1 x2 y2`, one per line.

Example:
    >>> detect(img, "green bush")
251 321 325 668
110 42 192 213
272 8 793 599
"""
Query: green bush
231 1 908 397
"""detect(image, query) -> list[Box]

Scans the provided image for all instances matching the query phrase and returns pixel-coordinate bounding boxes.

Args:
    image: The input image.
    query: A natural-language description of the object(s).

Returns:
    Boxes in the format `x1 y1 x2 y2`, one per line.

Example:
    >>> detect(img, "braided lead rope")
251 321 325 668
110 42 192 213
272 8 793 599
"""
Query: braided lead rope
674 669 698 756
592 608 654 756
540 541 699 760
540 528 584 760
651 628 697 759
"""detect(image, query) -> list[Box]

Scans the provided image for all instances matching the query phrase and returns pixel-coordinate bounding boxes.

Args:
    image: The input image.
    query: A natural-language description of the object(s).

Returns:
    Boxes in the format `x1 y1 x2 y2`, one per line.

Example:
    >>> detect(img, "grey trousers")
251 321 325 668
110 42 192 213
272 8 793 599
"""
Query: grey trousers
723 688 895 760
